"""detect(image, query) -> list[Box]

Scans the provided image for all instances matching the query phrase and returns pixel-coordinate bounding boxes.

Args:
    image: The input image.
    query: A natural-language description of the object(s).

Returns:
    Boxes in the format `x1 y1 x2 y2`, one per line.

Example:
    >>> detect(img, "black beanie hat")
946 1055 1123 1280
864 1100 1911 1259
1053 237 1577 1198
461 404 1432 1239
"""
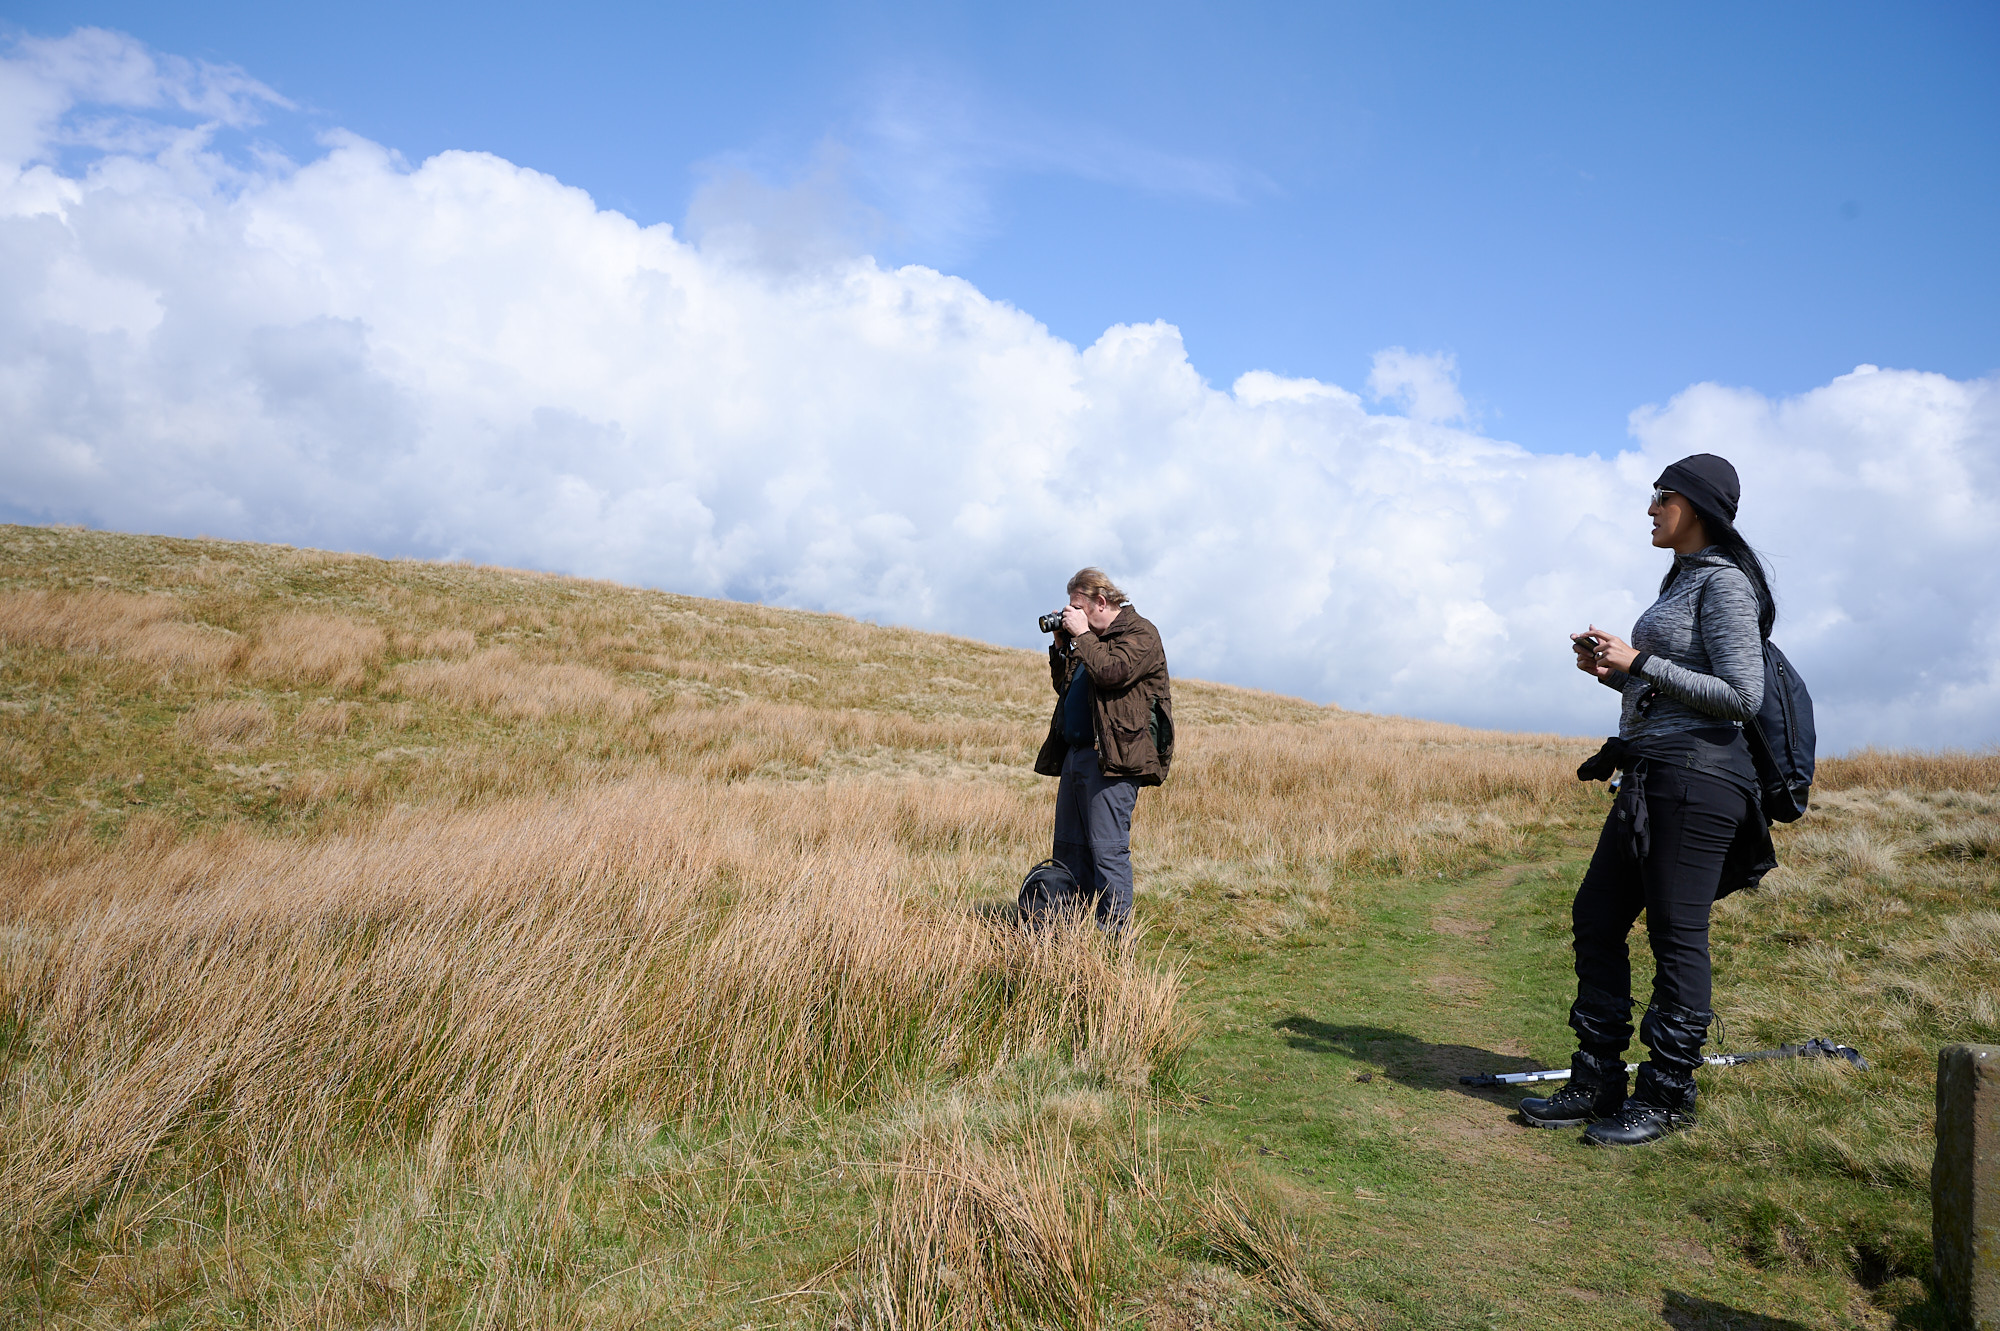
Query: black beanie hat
1656 453 1740 524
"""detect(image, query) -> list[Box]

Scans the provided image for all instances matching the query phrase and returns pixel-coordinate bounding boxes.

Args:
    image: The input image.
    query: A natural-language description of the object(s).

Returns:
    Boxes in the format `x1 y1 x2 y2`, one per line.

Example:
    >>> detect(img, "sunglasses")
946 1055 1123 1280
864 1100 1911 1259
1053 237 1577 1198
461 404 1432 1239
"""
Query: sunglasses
1650 487 1678 508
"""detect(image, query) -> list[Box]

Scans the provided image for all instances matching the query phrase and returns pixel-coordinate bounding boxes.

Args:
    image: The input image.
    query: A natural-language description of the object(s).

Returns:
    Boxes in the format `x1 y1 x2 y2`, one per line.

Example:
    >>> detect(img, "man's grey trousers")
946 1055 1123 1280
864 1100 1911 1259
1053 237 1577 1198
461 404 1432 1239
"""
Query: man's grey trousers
1053 744 1140 931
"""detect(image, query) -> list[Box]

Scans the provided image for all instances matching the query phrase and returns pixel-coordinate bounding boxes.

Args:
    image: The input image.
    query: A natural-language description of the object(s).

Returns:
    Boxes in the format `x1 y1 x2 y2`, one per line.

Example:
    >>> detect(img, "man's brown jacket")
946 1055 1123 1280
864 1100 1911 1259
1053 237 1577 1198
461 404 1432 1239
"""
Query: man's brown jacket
1033 605 1174 785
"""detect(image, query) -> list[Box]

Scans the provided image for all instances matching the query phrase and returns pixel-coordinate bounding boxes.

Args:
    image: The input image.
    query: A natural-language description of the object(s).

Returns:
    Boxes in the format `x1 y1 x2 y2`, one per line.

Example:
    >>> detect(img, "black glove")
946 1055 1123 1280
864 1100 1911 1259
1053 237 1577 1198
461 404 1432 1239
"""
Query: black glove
1577 737 1630 783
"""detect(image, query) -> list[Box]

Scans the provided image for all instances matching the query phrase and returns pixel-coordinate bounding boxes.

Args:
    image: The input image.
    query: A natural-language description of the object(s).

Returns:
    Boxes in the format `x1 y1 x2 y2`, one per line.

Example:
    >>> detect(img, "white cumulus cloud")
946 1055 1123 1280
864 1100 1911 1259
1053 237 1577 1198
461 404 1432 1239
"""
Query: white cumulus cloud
1367 346 1468 425
2 30 1996 752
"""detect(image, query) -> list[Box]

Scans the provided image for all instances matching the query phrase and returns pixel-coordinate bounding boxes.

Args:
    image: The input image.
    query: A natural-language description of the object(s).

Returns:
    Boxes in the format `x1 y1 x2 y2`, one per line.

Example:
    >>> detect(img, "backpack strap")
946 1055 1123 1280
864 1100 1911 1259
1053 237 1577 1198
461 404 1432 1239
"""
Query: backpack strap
1690 567 1786 818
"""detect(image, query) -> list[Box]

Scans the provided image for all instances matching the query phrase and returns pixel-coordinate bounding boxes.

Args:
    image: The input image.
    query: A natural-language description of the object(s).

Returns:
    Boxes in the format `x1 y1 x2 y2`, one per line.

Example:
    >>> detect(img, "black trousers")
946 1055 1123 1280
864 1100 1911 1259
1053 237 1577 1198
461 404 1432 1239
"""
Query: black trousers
1572 762 1761 1042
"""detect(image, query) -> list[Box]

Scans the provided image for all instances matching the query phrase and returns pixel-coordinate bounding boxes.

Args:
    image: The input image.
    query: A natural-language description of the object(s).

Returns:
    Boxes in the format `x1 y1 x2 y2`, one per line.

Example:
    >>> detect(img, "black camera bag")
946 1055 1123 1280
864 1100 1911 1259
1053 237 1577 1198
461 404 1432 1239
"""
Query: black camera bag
1018 858 1083 927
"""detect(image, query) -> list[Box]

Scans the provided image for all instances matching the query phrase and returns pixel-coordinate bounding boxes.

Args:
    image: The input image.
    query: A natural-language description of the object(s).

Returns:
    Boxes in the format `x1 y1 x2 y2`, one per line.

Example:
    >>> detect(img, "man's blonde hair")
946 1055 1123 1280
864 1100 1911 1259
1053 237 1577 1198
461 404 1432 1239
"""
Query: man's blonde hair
1066 567 1128 606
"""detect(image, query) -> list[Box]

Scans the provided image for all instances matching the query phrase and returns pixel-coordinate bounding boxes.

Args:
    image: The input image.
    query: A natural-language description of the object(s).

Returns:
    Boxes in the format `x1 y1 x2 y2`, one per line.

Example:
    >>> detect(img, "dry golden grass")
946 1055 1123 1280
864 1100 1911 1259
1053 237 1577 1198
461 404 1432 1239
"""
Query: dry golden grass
293 698 359 737
844 1123 1110 1330
0 588 178 655
0 588 241 679
245 610 386 688
387 646 649 722
1179 1180 1358 1331
174 699 274 749
1818 746 2000 792
0 776 1191 1246
124 620 241 674
1154 716 1578 867
0 738 39 777
412 626 477 656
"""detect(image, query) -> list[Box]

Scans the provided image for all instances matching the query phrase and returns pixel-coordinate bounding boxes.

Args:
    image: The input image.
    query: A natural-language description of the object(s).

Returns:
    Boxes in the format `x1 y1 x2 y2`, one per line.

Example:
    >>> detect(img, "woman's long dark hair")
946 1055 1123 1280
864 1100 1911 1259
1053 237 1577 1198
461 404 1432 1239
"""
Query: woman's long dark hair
1660 501 1778 639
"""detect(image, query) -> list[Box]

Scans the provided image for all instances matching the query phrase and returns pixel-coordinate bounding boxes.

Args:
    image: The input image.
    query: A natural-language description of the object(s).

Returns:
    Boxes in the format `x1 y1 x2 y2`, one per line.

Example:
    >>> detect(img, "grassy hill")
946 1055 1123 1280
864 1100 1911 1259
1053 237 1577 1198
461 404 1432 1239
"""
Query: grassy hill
1 523 1994 1329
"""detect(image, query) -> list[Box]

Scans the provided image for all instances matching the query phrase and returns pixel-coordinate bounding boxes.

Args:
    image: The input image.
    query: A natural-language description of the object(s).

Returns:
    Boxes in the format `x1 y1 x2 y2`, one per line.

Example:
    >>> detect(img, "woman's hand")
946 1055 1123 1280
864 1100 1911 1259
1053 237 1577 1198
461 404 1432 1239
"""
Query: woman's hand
1571 633 1601 677
1573 626 1638 679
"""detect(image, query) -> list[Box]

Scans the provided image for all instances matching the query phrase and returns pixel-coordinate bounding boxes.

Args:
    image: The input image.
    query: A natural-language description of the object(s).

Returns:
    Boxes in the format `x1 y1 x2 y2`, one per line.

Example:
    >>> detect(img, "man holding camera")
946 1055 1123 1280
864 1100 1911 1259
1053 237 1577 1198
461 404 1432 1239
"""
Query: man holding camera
1034 568 1174 932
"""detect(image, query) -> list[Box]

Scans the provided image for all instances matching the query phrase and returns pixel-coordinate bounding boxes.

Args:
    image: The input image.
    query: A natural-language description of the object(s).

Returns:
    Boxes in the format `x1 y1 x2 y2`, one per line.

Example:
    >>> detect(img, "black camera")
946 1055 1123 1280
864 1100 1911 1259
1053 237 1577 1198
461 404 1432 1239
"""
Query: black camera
1038 610 1068 634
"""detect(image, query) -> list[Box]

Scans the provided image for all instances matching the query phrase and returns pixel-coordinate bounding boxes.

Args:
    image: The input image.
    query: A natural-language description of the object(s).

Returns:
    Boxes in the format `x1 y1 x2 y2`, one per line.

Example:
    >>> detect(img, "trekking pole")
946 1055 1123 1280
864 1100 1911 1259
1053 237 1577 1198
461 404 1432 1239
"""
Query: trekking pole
1458 1037 1868 1088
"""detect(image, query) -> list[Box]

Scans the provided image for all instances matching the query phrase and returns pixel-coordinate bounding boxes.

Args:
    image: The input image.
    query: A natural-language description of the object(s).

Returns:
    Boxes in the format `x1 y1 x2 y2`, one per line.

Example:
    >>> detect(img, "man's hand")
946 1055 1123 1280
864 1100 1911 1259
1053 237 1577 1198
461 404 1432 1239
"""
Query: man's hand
1060 605 1090 638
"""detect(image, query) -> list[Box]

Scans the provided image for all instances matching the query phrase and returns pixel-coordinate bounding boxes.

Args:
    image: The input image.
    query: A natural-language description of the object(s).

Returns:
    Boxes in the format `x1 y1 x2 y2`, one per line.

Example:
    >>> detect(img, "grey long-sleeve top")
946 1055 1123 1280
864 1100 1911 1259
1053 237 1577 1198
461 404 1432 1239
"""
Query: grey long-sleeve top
1602 549 1765 743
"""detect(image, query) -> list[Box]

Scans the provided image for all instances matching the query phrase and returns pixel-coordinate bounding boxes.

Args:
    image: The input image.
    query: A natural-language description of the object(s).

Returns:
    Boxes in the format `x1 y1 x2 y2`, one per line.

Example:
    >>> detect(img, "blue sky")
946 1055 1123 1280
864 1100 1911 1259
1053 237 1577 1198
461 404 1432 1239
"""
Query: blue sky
9 1 1997 456
4 7 1998 746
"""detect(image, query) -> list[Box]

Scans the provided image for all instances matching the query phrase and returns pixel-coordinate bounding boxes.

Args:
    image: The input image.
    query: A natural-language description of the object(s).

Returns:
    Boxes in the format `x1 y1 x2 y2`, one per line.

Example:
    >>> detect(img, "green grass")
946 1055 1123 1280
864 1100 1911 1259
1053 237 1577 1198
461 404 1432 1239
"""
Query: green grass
1171 807 1984 1329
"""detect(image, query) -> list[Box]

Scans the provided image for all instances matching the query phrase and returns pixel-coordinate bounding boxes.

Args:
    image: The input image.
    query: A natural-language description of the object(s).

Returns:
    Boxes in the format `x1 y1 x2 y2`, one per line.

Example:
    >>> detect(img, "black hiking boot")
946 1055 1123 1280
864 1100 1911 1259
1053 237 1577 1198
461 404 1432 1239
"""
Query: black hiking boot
1519 1050 1626 1128
1582 1048 1699 1145
1581 1098 1695 1146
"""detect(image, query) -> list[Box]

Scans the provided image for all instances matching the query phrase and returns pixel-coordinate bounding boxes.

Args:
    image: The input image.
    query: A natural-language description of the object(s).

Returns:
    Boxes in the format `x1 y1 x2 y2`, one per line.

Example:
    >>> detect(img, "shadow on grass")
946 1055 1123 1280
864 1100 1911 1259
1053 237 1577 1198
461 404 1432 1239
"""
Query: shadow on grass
1272 1016 1546 1103
1660 1289 1817 1329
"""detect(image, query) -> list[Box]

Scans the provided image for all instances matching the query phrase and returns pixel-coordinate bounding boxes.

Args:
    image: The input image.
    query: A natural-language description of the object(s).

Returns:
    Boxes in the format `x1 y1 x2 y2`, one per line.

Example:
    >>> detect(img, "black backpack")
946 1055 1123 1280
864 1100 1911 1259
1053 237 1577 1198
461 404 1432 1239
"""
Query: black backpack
1745 639 1816 823
1693 575 1817 823
1017 858 1083 927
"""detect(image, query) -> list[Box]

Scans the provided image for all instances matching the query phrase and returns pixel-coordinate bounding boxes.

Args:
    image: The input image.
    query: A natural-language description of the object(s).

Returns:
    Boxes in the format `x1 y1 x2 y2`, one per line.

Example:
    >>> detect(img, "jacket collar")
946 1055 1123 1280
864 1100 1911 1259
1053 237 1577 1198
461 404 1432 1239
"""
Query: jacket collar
1097 604 1140 638
1674 547 1731 571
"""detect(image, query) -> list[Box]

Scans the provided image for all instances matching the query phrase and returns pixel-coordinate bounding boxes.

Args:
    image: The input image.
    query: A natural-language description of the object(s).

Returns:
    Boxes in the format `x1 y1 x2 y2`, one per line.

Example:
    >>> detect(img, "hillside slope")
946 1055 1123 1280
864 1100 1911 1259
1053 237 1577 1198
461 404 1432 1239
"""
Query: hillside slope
2 524 1994 1330
0 524 1582 936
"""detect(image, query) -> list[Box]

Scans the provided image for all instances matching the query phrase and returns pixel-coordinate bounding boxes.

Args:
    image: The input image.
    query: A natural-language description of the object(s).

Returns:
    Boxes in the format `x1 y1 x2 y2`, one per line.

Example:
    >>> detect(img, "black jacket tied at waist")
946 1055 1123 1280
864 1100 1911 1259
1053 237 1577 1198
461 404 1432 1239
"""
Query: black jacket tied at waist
1576 728 1777 898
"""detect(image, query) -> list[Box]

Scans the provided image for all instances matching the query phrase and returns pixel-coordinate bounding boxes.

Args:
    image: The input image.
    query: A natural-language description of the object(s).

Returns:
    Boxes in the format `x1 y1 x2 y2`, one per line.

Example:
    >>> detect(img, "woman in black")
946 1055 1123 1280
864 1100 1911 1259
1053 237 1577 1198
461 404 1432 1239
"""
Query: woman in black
1522 453 1777 1146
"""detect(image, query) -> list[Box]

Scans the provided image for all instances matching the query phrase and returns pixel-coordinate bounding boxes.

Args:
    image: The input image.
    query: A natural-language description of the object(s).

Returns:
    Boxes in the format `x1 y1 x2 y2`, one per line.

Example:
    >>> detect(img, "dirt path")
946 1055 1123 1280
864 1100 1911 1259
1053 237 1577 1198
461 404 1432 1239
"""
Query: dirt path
1179 842 1893 1330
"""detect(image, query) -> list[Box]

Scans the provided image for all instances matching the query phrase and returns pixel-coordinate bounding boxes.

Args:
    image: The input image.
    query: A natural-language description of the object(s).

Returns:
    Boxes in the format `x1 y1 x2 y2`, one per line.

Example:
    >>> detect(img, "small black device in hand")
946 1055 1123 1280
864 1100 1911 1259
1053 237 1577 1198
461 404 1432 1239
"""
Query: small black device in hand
1574 634 1600 652
1038 610 1068 634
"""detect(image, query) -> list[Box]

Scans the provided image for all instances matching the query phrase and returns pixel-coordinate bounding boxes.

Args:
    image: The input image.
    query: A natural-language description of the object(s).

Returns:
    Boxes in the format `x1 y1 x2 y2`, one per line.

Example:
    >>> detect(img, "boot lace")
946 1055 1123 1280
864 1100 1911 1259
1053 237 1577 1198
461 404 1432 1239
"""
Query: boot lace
1602 1099 1673 1131
1543 1081 1600 1113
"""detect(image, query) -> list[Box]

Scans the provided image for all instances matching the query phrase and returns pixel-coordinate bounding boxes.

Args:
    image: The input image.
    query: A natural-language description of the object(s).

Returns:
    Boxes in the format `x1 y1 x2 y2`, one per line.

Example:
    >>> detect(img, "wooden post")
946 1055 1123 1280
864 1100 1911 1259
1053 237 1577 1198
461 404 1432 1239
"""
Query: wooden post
1936 1044 2000 1329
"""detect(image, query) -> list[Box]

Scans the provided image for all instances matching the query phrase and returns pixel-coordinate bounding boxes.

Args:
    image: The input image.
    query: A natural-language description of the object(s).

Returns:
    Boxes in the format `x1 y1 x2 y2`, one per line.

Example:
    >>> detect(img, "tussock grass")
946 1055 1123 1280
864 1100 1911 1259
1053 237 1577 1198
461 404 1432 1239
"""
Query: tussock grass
2 778 1191 1244
844 1122 1110 1329
174 698 274 749
1819 745 2000 792
0 588 243 680
1649 777 2000 1294
0 587 181 656
409 625 477 656
293 697 359 736
245 610 386 688
387 646 650 722
1179 1180 1357 1330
